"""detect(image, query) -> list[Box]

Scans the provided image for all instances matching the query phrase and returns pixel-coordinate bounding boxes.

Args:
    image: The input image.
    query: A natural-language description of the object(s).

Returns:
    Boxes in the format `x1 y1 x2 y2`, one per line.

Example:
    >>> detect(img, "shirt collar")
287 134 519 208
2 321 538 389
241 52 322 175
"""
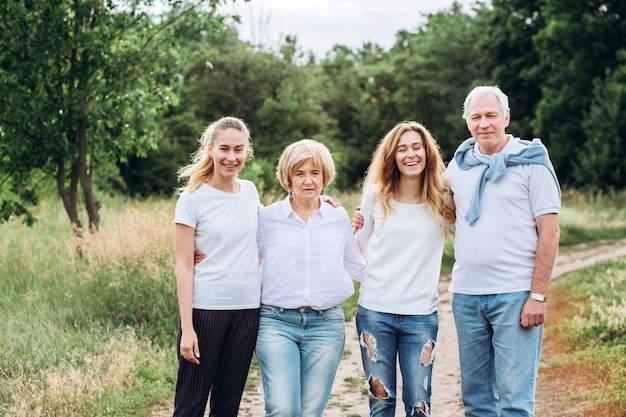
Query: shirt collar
279 195 326 219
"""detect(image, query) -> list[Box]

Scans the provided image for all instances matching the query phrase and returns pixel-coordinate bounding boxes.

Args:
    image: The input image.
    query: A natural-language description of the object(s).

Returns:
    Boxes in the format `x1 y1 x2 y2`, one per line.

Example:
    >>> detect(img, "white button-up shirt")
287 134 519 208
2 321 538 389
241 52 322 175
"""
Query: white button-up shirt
257 196 366 310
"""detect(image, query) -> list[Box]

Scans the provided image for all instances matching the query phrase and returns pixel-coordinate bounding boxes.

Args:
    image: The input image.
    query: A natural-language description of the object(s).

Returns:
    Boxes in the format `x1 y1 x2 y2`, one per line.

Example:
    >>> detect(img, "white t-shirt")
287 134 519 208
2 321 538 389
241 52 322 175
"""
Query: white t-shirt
257 196 366 310
355 191 445 315
445 136 561 295
174 180 261 309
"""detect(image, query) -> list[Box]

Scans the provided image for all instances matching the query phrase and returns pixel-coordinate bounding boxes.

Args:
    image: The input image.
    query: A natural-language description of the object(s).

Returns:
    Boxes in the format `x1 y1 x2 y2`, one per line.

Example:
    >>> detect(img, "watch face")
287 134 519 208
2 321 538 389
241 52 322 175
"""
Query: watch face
530 293 546 302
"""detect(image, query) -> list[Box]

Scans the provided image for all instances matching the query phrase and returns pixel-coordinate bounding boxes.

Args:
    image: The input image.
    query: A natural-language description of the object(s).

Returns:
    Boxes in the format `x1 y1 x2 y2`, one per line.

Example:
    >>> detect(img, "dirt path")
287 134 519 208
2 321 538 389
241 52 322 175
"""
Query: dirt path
150 238 626 417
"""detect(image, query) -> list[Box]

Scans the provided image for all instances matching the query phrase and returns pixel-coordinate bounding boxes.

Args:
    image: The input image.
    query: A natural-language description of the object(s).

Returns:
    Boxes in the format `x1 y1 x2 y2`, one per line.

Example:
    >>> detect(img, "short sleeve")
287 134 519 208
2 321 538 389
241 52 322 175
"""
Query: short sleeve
174 191 197 228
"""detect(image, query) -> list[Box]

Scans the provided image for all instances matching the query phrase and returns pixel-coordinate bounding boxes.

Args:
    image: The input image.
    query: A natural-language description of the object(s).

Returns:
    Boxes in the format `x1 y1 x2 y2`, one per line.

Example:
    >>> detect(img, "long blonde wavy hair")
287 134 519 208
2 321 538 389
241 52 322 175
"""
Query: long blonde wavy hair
362 121 454 225
176 116 252 194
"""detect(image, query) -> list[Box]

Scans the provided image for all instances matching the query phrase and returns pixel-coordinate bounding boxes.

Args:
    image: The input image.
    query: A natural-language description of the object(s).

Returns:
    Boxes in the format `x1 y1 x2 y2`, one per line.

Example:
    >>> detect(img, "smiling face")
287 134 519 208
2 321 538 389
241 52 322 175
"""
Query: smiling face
207 127 249 180
290 159 324 201
394 130 426 180
466 92 511 155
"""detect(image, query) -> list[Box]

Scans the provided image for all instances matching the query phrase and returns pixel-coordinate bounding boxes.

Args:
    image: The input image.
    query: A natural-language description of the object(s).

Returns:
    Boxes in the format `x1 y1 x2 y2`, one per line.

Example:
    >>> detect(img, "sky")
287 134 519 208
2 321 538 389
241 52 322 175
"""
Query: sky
218 0 477 58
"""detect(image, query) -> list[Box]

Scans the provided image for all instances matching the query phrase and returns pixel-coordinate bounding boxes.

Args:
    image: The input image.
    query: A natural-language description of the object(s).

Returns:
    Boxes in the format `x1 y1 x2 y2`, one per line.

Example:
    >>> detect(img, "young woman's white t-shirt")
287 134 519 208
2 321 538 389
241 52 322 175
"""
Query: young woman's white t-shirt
355 191 445 315
174 180 261 310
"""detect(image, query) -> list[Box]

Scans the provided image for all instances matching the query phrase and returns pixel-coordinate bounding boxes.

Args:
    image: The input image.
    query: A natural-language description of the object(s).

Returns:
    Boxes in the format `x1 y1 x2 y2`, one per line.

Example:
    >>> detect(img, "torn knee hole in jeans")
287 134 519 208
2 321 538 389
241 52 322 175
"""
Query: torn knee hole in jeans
359 331 378 361
367 375 389 400
420 340 435 366
410 400 429 416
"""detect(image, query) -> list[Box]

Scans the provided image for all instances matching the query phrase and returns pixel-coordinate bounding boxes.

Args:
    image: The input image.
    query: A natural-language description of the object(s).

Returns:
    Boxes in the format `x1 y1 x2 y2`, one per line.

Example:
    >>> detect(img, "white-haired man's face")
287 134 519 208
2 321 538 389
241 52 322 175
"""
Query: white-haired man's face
466 93 511 155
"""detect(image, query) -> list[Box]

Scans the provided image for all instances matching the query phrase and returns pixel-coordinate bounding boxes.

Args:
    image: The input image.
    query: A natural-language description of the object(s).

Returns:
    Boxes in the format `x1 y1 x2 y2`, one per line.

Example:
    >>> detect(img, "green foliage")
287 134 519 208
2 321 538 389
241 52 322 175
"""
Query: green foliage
239 159 282 199
557 258 626 347
559 225 626 247
551 259 626 411
0 0 228 229
128 27 339 195
0 189 625 414
531 0 626 185
575 51 626 190
441 233 456 275
70 263 179 343
0 176 39 226
3 0 626 222
391 3 487 157
143 4 503 194
482 0 545 139
0 196 178 415
559 188 626 246
318 45 385 188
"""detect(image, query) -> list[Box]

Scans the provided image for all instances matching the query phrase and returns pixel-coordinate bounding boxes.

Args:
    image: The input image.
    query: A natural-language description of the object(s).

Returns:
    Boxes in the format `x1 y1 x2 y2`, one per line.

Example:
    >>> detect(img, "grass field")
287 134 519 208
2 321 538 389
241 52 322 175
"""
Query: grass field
1 188 625 416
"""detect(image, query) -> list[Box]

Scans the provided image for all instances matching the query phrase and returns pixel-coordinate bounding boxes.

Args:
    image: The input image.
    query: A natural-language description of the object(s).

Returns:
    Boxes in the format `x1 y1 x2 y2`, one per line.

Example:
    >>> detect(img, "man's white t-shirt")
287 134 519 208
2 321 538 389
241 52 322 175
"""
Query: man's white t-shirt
174 180 261 309
445 136 561 295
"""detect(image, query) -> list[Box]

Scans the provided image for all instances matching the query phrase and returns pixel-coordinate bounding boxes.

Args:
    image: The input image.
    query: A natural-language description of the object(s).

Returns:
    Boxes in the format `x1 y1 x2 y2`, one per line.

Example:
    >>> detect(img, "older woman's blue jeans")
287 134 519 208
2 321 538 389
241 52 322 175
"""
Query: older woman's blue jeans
355 305 438 417
255 304 345 417
452 292 543 417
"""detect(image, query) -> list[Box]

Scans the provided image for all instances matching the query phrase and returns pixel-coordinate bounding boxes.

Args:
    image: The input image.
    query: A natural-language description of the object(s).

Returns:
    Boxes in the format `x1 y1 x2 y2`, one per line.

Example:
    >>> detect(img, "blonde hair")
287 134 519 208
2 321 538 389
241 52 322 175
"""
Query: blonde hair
362 121 454 225
177 116 252 193
276 139 335 192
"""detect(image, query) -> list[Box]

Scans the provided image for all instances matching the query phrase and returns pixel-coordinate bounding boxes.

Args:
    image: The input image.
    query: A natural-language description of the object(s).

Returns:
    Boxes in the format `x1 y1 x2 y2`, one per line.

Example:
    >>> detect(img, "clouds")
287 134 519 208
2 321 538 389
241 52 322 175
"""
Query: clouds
219 0 469 57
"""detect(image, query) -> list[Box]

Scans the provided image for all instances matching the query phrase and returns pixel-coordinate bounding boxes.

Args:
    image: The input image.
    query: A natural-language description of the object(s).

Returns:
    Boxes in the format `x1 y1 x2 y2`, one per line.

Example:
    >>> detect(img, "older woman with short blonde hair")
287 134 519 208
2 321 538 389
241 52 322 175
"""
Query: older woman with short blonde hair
255 139 366 417
275 138 336 191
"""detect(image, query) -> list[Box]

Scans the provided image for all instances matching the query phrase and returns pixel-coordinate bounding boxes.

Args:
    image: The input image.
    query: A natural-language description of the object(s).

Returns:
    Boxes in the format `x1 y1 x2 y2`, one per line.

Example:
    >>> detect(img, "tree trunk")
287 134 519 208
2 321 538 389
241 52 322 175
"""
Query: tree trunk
77 117 100 231
56 159 82 231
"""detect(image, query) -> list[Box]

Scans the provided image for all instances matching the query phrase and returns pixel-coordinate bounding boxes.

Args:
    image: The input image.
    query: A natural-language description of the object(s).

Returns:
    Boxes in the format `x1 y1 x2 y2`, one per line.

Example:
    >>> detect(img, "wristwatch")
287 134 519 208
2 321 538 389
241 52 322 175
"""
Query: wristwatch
529 292 547 302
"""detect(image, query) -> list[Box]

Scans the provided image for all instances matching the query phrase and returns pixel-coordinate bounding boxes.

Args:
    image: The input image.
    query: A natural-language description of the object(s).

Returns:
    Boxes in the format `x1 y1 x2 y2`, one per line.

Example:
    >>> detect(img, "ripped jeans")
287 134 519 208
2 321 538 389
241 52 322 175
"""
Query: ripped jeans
355 305 438 417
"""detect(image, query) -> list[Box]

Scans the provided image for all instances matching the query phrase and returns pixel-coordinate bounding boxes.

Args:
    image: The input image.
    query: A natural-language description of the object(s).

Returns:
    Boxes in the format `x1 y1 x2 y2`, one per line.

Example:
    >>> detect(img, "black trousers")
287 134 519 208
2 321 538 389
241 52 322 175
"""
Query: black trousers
173 308 260 417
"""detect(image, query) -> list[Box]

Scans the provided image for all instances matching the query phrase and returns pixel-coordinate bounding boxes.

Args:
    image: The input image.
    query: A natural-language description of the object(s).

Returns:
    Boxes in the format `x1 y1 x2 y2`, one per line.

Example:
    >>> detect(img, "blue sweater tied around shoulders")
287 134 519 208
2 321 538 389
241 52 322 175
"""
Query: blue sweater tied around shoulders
454 137 560 226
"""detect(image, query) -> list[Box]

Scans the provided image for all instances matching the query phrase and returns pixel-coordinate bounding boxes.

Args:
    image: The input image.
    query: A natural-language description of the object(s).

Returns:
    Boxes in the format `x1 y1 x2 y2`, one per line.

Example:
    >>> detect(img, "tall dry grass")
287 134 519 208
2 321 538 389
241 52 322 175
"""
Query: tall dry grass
2 188 626 415
0 197 177 416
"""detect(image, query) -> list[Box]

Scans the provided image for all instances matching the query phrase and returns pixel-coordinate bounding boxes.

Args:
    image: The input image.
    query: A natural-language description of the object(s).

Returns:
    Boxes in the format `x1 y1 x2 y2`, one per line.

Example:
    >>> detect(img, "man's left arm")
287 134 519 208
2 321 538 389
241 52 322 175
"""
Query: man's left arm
520 213 560 328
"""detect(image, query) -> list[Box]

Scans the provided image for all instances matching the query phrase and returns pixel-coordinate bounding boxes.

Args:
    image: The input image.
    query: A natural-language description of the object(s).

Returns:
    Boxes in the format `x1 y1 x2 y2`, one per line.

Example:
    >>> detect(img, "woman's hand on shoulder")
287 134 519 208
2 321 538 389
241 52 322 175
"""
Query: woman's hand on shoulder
321 195 340 208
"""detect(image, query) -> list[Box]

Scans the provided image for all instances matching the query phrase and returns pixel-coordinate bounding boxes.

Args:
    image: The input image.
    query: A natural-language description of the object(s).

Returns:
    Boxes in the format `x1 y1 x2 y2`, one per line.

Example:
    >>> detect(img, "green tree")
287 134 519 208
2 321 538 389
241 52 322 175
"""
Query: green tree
532 0 626 185
118 108 200 198
482 0 545 139
575 51 626 190
125 29 336 195
390 2 487 158
318 43 399 188
0 0 230 231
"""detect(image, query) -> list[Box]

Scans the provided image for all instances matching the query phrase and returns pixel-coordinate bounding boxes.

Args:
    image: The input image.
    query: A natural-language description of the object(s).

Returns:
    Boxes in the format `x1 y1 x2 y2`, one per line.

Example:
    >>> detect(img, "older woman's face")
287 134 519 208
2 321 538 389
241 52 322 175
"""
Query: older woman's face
290 159 323 200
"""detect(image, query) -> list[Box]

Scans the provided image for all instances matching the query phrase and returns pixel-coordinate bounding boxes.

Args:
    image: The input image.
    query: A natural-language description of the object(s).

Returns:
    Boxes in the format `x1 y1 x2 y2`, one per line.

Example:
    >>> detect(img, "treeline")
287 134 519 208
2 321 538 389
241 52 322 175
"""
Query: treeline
123 0 626 197
1 0 625 229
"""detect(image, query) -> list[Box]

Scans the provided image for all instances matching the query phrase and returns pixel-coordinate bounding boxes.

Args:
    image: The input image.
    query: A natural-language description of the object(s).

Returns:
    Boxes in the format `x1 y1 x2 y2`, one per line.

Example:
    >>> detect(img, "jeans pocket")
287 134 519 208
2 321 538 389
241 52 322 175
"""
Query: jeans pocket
260 305 281 318
321 305 345 322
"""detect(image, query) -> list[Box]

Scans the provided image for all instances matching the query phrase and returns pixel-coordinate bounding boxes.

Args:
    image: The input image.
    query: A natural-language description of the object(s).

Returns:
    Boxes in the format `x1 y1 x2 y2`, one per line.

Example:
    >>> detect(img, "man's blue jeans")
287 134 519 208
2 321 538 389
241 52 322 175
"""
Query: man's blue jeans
255 304 345 417
452 292 543 417
355 305 438 417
